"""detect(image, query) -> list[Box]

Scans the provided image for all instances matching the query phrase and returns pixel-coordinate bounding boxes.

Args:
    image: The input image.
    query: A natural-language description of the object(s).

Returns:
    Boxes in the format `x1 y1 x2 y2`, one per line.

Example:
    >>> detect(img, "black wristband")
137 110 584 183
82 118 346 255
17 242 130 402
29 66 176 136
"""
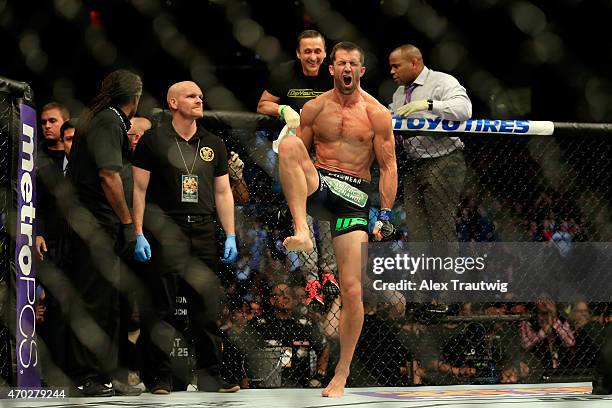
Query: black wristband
427 99 433 111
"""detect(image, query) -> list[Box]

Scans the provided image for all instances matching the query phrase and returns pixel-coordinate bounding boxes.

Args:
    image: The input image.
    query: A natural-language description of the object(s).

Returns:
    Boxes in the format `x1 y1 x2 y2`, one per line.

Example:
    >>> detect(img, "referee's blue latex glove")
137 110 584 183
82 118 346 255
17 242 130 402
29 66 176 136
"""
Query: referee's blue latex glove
222 234 238 263
134 234 151 262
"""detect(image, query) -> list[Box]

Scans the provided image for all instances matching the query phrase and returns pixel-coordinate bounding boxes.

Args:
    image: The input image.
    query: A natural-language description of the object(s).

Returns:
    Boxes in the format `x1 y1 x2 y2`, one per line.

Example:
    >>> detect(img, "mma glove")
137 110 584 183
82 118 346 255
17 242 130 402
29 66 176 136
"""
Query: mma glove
117 223 137 260
278 105 300 129
222 234 238 264
134 234 152 262
228 151 244 180
395 99 429 117
372 208 396 241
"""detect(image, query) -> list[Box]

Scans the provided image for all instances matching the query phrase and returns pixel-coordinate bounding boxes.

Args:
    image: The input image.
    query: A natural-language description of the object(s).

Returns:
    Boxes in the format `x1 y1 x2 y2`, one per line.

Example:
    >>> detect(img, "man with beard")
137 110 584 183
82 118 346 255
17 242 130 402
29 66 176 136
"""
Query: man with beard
277 41 397 397
388 44 471 243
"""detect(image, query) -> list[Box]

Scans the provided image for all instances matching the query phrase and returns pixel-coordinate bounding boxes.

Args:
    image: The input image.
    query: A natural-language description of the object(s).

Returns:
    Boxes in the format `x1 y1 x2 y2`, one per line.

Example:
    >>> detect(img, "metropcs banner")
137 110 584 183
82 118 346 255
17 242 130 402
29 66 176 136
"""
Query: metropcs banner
392 116 555 135
15 103 40 387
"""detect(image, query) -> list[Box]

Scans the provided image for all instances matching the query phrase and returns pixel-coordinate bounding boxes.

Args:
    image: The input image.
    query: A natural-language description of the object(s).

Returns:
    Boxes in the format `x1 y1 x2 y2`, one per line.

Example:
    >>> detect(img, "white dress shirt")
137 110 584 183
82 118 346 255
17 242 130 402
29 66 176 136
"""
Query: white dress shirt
389 66 472 159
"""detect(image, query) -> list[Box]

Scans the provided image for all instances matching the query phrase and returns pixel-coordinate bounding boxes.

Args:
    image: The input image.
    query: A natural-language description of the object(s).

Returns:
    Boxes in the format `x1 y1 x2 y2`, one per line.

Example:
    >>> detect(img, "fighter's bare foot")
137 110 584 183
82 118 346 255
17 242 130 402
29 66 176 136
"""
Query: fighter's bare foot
283 233 313 252
322 371 348 398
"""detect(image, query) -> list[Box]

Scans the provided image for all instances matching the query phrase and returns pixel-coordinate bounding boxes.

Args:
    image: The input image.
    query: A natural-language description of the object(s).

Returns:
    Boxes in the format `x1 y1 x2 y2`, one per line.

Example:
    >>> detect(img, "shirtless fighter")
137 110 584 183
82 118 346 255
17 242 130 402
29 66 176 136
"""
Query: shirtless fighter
278 41 398 397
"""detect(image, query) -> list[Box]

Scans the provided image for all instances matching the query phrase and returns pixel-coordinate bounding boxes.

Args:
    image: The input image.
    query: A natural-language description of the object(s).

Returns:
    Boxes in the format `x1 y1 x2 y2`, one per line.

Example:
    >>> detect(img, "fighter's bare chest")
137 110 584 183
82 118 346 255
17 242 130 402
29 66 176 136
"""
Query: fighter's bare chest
315 105 373 143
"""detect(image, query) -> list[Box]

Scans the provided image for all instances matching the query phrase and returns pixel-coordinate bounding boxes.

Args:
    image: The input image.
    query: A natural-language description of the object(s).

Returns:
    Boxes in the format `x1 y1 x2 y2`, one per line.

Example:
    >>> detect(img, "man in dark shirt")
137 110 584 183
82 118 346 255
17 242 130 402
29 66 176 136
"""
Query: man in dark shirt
60 120 75 173
258 29 330 160
132 80 238 394
35 103 71 387
257 30 330 121
37 103 70 259
257 30 338 307
65 69 142 397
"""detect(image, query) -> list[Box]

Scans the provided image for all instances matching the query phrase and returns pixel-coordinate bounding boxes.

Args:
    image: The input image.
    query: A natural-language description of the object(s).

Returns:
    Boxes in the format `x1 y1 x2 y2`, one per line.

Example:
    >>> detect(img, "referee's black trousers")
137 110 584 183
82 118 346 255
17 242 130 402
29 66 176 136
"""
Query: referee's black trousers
138 212 222 386
66 209 121 384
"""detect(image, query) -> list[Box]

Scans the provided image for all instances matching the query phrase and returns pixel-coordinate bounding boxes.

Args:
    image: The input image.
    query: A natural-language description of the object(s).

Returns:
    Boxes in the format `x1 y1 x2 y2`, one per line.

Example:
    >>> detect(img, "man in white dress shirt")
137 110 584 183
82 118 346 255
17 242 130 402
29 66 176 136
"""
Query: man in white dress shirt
389 44 472 243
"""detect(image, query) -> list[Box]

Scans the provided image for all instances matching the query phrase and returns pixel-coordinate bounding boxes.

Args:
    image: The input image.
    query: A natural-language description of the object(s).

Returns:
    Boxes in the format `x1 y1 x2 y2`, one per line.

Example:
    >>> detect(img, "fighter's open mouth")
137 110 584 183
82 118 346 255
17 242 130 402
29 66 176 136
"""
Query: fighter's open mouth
343 75 352 86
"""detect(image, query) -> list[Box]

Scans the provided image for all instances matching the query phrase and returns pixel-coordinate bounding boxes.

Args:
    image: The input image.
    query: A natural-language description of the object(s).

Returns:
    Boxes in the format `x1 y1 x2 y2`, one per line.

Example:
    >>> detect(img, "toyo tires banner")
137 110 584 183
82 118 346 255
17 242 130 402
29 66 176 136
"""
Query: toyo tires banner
392 117 555 135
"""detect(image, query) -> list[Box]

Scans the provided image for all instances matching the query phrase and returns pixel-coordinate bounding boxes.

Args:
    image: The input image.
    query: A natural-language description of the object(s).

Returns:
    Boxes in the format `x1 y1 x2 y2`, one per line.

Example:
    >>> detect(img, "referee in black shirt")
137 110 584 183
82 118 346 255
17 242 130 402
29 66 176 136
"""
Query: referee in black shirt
131 81 238 394
65 70 142 396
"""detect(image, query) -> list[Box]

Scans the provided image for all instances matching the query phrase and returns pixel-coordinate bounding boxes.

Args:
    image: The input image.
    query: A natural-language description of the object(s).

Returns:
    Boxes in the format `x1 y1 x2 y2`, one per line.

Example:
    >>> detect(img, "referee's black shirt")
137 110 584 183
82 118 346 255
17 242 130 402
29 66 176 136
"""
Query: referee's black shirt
132 121 228 217
68 107 133 225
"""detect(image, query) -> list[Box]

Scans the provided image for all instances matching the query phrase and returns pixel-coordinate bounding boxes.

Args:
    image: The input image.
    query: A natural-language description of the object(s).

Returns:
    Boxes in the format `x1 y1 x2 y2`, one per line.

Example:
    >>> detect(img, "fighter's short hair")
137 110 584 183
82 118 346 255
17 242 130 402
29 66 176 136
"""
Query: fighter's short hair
330 41 364 65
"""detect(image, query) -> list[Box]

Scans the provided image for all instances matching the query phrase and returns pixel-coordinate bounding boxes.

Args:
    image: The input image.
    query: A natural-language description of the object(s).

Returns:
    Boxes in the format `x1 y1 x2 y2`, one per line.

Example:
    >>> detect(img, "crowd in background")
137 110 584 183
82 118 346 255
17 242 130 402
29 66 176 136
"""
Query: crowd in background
27 31 612 394
32 95 612 394
214 159 611 387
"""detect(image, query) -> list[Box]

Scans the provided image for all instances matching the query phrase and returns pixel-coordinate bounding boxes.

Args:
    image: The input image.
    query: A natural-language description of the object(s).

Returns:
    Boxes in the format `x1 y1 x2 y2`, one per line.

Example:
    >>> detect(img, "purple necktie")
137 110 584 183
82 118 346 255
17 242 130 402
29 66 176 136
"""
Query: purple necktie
404 84 416 103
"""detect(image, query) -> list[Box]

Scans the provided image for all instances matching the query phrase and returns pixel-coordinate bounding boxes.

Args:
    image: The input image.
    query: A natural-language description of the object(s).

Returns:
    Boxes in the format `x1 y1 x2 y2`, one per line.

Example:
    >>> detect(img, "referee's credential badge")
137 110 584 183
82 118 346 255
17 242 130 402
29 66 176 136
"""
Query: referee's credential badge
181 174 199 203
200 147 214 161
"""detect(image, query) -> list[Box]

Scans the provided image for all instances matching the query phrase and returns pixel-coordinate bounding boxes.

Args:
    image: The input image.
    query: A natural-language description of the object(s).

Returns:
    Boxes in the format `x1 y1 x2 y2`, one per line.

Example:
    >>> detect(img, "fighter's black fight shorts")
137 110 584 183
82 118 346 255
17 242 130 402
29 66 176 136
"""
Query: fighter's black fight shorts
307 168 371 238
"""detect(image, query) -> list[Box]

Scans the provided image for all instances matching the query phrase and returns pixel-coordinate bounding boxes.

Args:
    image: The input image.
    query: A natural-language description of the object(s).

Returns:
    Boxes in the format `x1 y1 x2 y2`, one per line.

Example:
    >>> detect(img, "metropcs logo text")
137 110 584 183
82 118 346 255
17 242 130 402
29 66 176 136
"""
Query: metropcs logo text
17 120 38 370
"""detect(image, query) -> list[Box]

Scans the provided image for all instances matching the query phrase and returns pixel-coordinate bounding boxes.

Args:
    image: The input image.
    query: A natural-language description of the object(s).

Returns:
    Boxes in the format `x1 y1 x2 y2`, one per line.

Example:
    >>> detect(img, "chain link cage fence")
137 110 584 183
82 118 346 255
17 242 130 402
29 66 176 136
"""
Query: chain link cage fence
2 104 611 389
0 88 13 386
2 0 612 393
216 121 612 389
